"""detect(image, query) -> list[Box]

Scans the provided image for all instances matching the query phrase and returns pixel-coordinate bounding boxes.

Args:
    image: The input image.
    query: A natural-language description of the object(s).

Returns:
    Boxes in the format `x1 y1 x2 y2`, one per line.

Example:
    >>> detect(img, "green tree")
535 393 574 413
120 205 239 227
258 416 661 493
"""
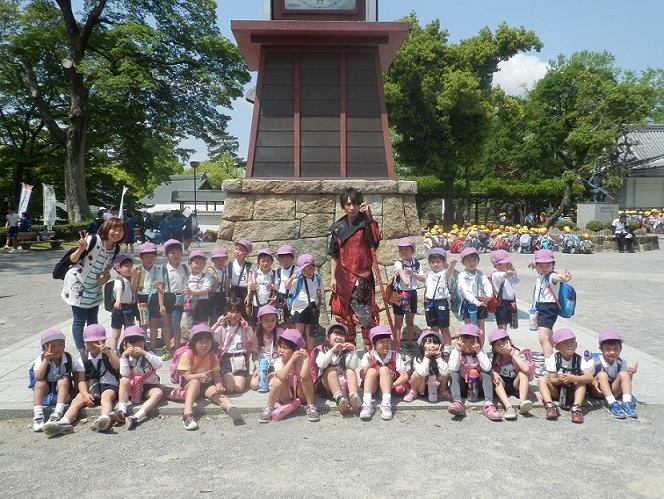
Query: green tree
384 14 542 227
199 151 245 189
1 0 249 221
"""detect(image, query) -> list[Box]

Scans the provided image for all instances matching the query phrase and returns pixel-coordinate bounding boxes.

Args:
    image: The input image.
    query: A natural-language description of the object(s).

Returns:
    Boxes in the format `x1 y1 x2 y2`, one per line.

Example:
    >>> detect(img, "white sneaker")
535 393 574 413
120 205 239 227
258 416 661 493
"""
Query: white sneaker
33 417 44 432
8 249 17 253
359 403 374 420
91 415 112 432
380 402 393 421
42 420 74 437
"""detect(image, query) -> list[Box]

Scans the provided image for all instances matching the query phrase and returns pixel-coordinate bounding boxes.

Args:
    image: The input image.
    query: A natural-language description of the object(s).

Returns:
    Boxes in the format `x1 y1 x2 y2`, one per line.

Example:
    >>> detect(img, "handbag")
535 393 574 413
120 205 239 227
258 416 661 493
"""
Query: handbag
129 370 156 404
384 275 401 306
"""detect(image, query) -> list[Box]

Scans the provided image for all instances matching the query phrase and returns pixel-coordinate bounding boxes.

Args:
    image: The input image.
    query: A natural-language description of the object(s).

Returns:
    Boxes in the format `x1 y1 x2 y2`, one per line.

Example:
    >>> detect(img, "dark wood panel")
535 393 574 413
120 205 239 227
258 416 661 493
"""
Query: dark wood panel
257 115 294 131
300 99 340 116
256 131 294 147
265 52 294 69
301 69 340 84
347 146 387 162
346 99 381 116
301 131 340 147
300 53 340 69
254 146 294 163
346 116 382 132
300 163 341 177
346 83 379 100
260 99 295 116
261 84 294 100
346 53 375 68
252 163 295 177
347 162 388 177
300 84 341 100
347 131 384 147
262 69 294 84
301 146 340 162
301 116 340 131
346 68 377 85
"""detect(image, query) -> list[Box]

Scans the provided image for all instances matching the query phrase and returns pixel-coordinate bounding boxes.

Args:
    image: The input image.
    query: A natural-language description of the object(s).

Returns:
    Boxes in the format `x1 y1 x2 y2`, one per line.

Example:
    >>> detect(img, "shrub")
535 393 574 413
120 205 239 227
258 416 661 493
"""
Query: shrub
584 220 610 231
556 220 578 231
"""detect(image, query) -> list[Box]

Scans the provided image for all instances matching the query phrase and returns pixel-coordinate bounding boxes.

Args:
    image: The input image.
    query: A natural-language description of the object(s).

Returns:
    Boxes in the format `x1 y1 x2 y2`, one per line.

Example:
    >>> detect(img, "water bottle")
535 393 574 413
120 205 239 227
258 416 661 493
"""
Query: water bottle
400 290 410 313
139 302 150 325
467 304 478 325
427 375 439 403
338 372 348 398
528 307 538 331
271 398 301 421
559 383 570 410
467 368 479 402
258 358 270 393
184 300 192 315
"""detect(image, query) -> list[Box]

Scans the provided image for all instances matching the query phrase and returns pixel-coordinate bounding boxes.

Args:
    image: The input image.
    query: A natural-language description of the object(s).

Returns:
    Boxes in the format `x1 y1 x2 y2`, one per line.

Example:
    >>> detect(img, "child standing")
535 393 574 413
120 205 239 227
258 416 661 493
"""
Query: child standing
457 247 493 347
42 325 120 436
275 245 296 327
4 206 20 252
247 248 278 326
135 242 163 350
489 250 520 331
109 254 139 350
211 298 255 394
418 247 456 357
527 249 572 357
402 330 450 403
258 329 320 423
589 330 638 419
184 250 213 325
447 324 502 421
489 328 533 420
228 238 252 304
208 246 229 321
159 239 189 360
310 323 362 414
30 329 73 432
249 304 283 391
359 326 409 421
285 254 323 351
178 324 242 430
392 237 424 351
537 328 593 423
110 326 164 430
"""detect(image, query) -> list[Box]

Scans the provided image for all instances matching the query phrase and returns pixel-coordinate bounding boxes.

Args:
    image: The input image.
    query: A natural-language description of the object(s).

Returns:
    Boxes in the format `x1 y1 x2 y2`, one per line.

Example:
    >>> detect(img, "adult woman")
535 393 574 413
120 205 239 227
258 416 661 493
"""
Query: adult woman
61 218 126 351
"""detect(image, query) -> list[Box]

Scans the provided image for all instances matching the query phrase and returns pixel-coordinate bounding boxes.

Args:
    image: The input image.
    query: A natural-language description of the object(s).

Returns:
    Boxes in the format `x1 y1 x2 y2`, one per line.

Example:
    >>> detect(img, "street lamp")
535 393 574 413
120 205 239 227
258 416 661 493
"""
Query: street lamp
190 161 200 213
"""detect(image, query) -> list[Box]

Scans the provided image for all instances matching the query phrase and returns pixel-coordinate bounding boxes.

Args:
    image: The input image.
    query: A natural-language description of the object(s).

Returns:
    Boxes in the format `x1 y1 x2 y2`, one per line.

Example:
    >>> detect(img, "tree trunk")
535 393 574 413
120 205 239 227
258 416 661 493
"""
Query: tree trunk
545 179 574 228
442 176 455 229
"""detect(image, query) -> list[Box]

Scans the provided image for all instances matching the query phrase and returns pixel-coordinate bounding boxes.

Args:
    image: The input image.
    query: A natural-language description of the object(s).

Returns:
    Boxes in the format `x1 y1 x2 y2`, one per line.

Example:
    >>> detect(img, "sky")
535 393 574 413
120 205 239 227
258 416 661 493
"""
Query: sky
186 0 664 162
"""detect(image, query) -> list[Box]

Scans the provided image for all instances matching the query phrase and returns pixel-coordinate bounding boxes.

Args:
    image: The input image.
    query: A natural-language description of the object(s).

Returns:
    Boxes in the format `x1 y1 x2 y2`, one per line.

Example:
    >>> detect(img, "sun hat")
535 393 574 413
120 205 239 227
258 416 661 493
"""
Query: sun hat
276 245 295 256
417 329 443 345
235 238 253 253
210 247 228 259
488 328 509 344
534 249 555 263
112 253 132 268
188 250 206 261
598 330 623 345
40 329 66 346
83 324 107 343
325 322 348 335
257 304 278 318
164 239 183 251
369 325 392 342
296 253 315 273
397 237 416 250
188 324 215 345
279 328 306 349
256 248 274 260
552 328 575 345
489 250 513 265
139 242 158 254
460 247 479 260
123 326 146 340
427 247 447 259
458 323 481 338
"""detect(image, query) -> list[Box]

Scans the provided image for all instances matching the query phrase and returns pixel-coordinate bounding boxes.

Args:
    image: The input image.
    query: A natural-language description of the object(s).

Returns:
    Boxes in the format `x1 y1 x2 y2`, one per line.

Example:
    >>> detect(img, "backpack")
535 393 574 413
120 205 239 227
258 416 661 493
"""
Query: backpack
103 277 126 313
554 352 582 376
494 347 536 381
287 273 322 312
544 273 576 319
449 239 463 253
169 345 217 388
82 353 120 382
584 351 623 377
52 235 120 280
28 352 73 391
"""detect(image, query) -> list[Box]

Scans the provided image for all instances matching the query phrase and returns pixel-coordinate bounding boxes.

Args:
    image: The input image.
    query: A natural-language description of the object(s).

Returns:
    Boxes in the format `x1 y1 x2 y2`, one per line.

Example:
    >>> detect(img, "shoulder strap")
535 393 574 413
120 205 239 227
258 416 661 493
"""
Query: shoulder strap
555 352 562 372
102 354 119 379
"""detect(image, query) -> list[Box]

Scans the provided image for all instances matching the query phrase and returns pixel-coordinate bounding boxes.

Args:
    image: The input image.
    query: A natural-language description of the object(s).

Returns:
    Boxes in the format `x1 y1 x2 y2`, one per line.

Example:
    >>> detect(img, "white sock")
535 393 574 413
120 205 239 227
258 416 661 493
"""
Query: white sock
606 395 616 405
381 393 391 405
33 406 44 419
134 409 147 421
623 394 632 403
332 391 342 401
363 393 372 404
60 417 71 425
118 402 128 413
54 403 66 415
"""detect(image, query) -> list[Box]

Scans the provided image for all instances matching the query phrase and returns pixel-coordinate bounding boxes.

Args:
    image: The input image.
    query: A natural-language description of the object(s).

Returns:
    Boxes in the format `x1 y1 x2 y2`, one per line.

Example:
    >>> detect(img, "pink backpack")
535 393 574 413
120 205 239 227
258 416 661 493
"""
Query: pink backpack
494 346 536 381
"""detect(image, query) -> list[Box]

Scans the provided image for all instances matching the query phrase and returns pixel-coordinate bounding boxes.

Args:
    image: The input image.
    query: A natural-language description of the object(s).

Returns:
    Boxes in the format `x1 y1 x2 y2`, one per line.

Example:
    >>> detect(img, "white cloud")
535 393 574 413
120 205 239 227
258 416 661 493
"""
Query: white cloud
493 53 549 96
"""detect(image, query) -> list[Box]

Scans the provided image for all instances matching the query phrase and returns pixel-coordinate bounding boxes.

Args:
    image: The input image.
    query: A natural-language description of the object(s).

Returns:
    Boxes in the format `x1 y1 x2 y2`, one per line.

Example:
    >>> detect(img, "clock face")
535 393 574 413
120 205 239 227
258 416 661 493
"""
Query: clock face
284 0 357 10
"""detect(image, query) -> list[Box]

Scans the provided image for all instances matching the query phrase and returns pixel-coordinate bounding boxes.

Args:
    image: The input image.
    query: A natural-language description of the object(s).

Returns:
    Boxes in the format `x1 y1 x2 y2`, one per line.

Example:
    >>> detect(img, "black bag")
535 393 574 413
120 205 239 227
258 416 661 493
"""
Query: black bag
52 235 98 280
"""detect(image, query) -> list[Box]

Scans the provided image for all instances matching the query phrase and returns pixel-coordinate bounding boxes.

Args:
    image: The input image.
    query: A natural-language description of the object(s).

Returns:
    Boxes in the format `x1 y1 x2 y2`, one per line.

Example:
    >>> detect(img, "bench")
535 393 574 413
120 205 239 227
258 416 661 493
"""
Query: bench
40 231 64 250
17 232 37 250
16 231 64 250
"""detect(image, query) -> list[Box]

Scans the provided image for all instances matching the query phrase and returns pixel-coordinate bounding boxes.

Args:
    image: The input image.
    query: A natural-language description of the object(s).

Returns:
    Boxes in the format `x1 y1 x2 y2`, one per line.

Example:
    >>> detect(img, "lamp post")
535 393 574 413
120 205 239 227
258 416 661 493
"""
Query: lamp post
190 161 200 213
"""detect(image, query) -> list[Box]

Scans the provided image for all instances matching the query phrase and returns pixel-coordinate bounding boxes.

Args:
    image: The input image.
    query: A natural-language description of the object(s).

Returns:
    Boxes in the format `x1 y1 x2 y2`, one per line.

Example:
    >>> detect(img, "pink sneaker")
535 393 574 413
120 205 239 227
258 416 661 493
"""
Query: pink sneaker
402 389 418 403
448 400 466 416
483 403 502 421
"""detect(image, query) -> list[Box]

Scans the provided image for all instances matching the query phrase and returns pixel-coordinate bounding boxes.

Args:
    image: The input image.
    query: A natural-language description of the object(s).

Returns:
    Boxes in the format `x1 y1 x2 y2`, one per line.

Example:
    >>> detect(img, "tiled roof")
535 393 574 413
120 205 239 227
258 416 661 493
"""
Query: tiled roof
139 173 213 204
625 124 664 171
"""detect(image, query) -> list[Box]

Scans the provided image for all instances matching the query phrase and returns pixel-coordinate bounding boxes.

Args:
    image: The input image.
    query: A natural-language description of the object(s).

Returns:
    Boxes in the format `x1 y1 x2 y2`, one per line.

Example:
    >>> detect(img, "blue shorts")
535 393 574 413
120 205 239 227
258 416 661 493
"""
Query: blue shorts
8 226 19 237
495 299 515 325
537 302 559 329
392 290 418 316
461 301 488 321
424 298 450 328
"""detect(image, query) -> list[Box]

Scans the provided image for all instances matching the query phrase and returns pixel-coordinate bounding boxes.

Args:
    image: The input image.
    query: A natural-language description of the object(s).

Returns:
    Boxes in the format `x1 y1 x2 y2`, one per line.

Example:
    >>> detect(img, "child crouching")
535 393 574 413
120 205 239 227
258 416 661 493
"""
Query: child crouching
403 330 450 403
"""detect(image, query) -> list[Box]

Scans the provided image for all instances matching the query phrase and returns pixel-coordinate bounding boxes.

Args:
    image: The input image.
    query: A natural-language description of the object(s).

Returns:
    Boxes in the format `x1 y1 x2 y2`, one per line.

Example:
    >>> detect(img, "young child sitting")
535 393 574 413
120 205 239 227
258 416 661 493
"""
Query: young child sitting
109 326 164 430
178 324 242 430
537 328 593 423
310 323 361 415
258 329 320 423
588 330 638 419
42 325 120 436
447 323 502 421
488 328 533 420
359 325 409 421
30 329 73 432
249 304 283 391
402 330 450 403
109 254 139 350
457 247 493 347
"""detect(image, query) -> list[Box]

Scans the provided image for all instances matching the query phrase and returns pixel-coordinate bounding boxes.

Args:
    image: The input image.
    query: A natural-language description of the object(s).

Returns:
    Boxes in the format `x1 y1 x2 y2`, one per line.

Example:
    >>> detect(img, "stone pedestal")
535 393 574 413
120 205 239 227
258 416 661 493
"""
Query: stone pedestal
576 203 618 229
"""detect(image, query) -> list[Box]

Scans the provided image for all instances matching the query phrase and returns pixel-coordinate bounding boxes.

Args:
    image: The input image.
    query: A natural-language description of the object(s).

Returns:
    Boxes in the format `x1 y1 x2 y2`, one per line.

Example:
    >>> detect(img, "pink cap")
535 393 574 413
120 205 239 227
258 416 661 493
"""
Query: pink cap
164 239 182 252
458 323 481 338
257 304 278 318
598 330 623 344
427 248 447 259
325 322 348 335
256 248 274 260
460 247 479 260
139 242 158 254
397 237 416 250
488 328 509 344
123 326 146 340
417 330 443 345
40 329 66 346
370 325 392 342
489 250 513 265
552 328 575 345
112 253 132 268
210 247 228 259
235 239 253 253
276 245 295 256
534 249 555 263
189 324 215 346
82 324 106 342
279 328 306 349
188 250 206 261
296 253 315 273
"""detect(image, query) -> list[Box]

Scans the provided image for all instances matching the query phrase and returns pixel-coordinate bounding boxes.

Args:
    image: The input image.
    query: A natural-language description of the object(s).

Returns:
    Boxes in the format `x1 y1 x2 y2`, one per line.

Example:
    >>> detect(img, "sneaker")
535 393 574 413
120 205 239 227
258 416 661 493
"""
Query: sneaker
402 389 418 403
483 403 503 421
336 396 349 413
608 402 626 420
349 393 362 413
161 348 172 361
380 402 393 421
570 405 584 424
91 415 112 432
622 401 638 419
359 402 374 420
8 248 17 253
448 400 466 417
258 407 273 424
33 417 44 432
504 406 518 421
42 420 74 437
226 405 243 423
181 413 198 430
124 416 139 430
47 412 62 423
519 400 534 415
306 405 320 422
109 410 126 426
545 402 558 420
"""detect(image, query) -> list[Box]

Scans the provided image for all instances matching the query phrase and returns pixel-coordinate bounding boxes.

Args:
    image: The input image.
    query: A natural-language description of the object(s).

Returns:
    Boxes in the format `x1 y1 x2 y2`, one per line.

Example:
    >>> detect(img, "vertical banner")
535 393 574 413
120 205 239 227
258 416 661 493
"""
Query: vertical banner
43 184 57 231
18 183 33 214
118 185 129 219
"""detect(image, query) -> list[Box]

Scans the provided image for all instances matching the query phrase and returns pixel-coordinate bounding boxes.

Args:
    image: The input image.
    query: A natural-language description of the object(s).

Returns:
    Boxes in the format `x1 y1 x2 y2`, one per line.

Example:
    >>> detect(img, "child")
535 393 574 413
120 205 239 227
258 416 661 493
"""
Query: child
489 250 520 331
310 323 361 414
447 324 502 421
527 249 572 357
247 248 278 326
402 330 450 403
5 206 20 252
250 304 283 391
109 326 164 429
109 254 139 350
392 237 424 351
488 328 533 420
228 238 252 304
537 328 593 423
135 242 163 350
160 239 189 360
285 254 323 351
178 324 242 430
275 245 296 327
30 329 73 432
589 330 638 419
417 247 456 357
457 247 493 346
211 298 255 394
258 329 320 423
359 325 409 421
184 250 213 325
42 325 120 436
208 246 229 321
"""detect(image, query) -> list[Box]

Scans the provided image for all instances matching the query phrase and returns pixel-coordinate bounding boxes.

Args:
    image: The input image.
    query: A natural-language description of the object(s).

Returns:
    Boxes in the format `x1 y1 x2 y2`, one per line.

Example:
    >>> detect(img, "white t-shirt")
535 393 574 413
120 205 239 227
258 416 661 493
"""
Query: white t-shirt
32 353 71 383
360 349 406 373
218 323 252 355
393 259 421 291
6 213 20 227
137 264 162 297
289 274 323 313
544 353 591 374
74 352 119 387
162 263 188 294
491 271 520 301
113 276 133 305
277 265 296 294
251 269 278 306
230 260 250 288
413 355 449 377
424 270 450 300
119 353 162 385
187 271 213 300
457 270 492 306
534 273 559 304
587 354 627 380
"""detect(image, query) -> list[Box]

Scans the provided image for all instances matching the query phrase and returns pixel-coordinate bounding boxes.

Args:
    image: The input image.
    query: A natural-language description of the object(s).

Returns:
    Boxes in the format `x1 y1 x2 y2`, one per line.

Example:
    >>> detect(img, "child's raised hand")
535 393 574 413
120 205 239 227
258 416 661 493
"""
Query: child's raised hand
455 342 464 353
342 342 356 352
331 342 345 353
239 317 249 329
472 341 482 354
561 269 572 282
527 262 536 270
43 344 56 361
628 362 638 375
77 231 87 251
131 267 139 278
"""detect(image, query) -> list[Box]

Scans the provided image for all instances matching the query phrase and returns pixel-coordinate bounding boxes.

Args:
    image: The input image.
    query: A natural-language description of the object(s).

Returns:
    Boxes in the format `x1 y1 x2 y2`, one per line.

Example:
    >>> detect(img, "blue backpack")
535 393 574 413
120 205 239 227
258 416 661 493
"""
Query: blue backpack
584 351 622 376
545 273 576 318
